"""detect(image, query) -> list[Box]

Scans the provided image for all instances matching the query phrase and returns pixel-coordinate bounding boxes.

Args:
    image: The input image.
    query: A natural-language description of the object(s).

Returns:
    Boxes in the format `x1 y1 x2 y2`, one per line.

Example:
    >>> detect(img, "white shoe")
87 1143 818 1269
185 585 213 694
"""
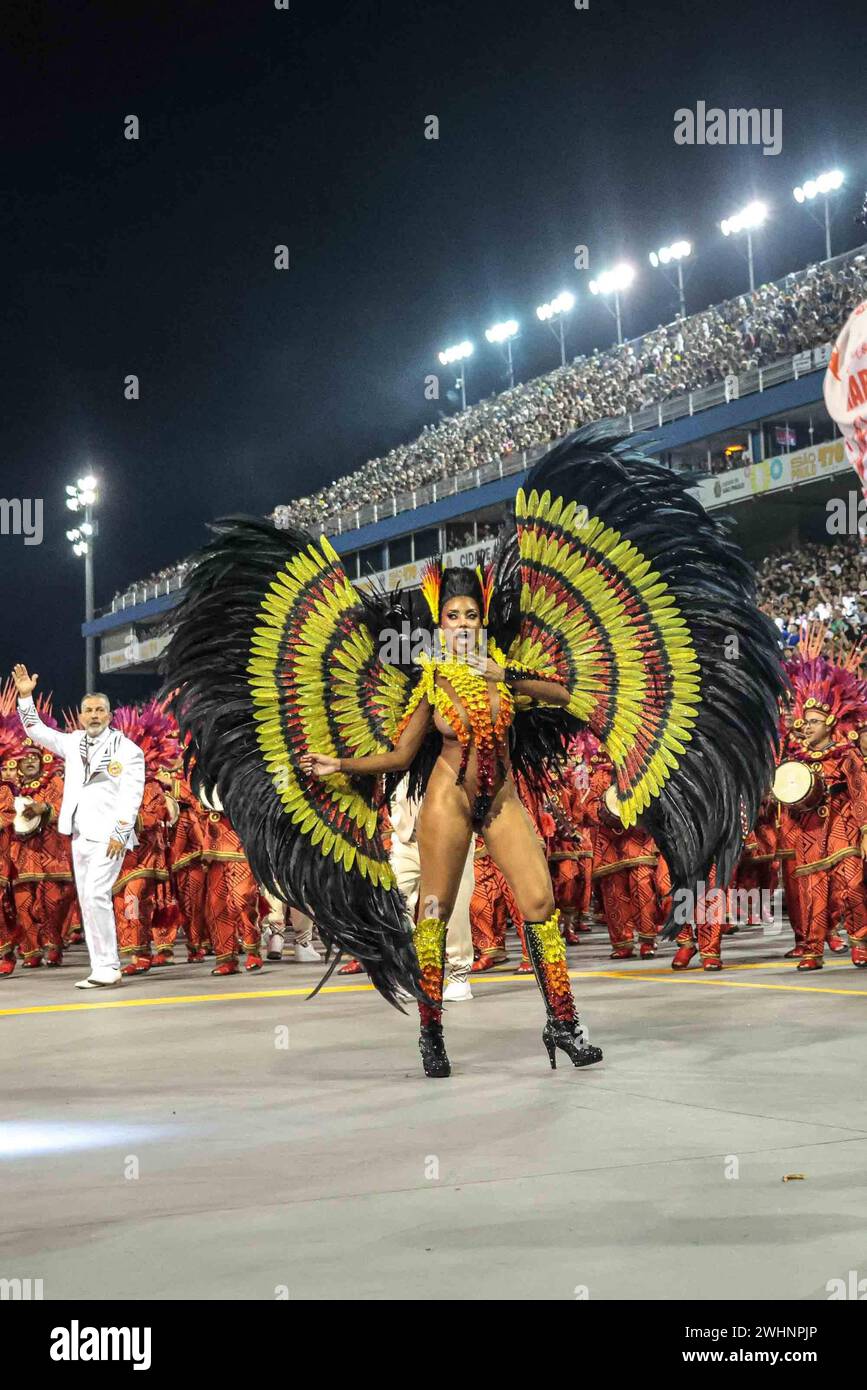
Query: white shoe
75 969 122 990
443 968 473 1002
294 941 321 963
265 930 285 961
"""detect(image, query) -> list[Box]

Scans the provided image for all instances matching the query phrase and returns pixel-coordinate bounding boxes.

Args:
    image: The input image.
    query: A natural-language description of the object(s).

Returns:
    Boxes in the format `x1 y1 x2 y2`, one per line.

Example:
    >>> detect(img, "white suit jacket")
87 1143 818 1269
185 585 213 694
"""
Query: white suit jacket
17 698 145 846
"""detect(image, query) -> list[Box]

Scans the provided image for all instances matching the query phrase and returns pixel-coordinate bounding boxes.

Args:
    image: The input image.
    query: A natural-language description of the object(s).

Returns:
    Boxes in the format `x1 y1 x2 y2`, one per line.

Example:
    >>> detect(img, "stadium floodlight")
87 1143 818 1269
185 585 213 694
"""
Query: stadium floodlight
66 473 100 690
588 263 634 344
720 201 768 292
536 292 575 367
648 241 692 317
437 340 473 410
793 170 844 259
484 319 520 388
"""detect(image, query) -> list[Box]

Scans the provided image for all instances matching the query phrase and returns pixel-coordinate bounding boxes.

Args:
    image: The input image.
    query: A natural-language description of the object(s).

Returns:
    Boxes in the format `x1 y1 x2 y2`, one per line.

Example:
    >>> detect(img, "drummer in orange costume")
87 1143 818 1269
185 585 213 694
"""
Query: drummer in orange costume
782 658 867 971
775 707 809 958
587 741 665 960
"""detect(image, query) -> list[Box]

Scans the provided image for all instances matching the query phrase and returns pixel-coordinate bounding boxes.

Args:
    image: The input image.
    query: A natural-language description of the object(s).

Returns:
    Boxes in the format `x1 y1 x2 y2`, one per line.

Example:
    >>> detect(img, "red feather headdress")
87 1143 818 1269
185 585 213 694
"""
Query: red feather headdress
111 700 180 776
419 559 442 625
787 656 867 735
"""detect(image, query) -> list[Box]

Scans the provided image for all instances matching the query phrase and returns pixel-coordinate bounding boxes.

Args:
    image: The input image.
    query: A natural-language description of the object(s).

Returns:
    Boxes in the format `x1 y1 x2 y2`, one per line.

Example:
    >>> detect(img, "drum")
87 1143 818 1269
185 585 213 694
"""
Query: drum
598 782 626 831
772 760 825 814
13 796 43 838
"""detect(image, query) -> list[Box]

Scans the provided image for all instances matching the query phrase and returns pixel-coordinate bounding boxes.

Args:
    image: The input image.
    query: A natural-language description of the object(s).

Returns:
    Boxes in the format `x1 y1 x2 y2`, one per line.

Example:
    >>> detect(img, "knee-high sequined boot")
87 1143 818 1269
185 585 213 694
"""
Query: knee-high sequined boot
413 916 450 1078
525 909 603 1069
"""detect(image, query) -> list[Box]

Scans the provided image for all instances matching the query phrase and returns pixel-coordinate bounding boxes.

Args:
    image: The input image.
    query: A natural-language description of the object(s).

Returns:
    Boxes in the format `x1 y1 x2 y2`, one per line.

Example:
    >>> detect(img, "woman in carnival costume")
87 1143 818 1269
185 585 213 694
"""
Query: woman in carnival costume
162 424 785 1078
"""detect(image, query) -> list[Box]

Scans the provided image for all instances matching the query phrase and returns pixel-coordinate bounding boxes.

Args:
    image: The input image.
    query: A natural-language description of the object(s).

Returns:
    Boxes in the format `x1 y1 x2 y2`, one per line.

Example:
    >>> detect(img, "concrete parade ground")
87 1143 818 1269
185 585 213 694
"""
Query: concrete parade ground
2 926 867 1302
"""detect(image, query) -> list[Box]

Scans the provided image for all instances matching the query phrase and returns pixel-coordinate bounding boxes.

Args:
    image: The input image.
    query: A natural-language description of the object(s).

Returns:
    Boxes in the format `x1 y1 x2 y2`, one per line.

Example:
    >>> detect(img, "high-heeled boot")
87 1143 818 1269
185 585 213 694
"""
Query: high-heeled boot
413 916 450 1078
525 909 603 1069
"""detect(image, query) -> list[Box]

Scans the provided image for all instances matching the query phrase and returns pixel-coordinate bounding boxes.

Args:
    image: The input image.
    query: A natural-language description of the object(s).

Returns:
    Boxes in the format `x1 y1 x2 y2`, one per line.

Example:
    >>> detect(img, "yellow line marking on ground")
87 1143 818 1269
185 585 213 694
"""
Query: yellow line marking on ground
597 969 867 996
0 961 863 1016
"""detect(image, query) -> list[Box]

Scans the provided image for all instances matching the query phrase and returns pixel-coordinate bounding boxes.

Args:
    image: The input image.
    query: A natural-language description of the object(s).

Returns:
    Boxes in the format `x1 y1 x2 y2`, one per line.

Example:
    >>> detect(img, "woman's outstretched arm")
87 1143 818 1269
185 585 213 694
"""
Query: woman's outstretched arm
301 698 432 779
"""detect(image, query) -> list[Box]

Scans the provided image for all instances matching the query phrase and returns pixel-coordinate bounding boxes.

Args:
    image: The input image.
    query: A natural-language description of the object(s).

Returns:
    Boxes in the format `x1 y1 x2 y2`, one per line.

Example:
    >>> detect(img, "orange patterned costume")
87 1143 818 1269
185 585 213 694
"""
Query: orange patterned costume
201 804 261 973
545 742 594 941
0 781 16 972
0 697 75 972
470 839 525 966
100 702 181 976
731 796 778 927
114 778 172 973
8 769 74 967
776 729 808 955
785 657 867 969
588 746 664 959
672 866 731 969
157 769 209 962
789 742 867 966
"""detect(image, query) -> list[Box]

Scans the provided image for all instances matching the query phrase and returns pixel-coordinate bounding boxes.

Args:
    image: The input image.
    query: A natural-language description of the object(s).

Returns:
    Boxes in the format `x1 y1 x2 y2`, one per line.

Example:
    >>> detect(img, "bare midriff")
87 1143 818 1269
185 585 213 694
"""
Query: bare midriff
423 674 515 825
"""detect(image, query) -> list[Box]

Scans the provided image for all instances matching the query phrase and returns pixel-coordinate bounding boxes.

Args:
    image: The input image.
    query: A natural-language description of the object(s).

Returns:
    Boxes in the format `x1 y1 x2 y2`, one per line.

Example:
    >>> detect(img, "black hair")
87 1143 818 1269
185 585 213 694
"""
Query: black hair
440 566 484 612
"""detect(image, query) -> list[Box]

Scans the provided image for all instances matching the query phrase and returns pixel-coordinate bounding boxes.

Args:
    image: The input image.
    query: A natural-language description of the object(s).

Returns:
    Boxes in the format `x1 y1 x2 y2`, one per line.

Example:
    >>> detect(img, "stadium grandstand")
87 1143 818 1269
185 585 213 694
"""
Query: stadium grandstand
92 243 867 677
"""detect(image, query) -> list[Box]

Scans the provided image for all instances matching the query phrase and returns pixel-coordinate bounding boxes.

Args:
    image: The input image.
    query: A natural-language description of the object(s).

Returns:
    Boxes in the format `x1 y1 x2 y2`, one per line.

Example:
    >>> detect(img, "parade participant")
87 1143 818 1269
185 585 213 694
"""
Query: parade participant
587 740 664 960
671 864 738 971
164 424 785 1079
11 666 145 989
0 723 19 976
546 735 594 945
783 658 867 971
730 795 779 931
107 704 178 975
776 702 809 958
260 897 322 964
199 790 262 975
6 720 74 969
157 760 209 962
470 839 526 972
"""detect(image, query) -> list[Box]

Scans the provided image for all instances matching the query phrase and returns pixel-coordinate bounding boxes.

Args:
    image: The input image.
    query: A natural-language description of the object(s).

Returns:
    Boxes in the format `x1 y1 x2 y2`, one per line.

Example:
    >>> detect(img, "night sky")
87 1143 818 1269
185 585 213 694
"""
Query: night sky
2 0 864 707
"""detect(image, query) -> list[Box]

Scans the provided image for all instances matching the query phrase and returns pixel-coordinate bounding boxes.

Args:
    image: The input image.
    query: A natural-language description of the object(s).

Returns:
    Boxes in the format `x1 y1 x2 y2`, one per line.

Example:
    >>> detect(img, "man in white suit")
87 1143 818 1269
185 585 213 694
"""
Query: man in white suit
12 664 145 988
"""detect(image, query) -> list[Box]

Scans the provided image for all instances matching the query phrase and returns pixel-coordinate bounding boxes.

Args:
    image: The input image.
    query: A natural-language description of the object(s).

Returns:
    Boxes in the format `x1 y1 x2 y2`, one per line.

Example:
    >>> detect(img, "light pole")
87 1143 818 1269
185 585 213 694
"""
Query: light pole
588 264 635 345
720 201 768 292
649 240 692 318
793 170 844 261
485 319 519 389
437 340 474 410
536 291 575 367
66 474 99 691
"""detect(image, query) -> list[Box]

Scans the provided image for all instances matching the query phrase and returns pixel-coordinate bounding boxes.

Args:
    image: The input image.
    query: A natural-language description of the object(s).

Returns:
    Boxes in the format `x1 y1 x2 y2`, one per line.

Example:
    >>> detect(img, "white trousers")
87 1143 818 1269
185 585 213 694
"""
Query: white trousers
259 892 314 947
390 837 474 970
71 834 122 972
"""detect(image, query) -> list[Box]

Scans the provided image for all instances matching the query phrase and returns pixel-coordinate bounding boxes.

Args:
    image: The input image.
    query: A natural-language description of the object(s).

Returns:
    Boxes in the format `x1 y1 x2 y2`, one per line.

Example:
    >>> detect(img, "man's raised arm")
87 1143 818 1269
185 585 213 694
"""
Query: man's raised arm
11 663 68 760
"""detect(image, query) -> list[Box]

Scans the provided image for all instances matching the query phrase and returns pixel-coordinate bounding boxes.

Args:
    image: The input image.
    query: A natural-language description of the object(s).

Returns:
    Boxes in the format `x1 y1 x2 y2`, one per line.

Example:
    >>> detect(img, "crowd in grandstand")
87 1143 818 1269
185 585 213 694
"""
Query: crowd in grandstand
112 249 867 603
111 559 193 610
757 538 867 646
273 250 867 531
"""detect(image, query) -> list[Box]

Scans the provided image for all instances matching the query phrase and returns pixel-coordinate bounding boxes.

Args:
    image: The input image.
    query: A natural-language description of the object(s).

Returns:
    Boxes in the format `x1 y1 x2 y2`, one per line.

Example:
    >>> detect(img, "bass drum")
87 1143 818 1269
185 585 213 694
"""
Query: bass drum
598 782 626 832
772 760 825 815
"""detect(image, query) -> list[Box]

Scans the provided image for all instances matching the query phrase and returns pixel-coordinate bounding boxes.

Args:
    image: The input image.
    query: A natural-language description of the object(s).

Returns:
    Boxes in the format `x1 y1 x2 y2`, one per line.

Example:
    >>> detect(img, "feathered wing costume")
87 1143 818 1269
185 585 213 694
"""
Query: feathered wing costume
162 422 786 1000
